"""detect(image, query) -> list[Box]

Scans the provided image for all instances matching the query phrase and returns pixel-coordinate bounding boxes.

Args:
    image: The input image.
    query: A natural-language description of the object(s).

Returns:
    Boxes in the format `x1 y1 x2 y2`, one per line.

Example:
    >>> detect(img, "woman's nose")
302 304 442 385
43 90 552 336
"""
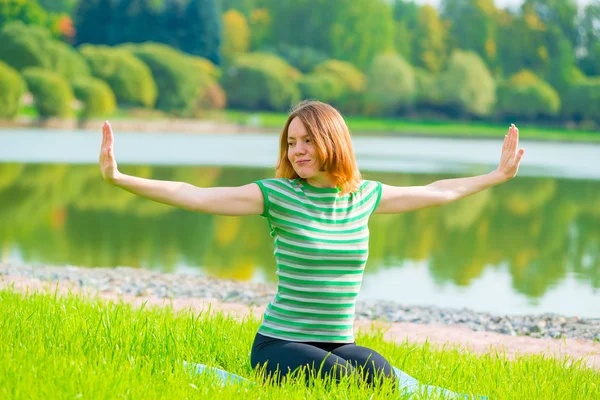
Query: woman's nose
294 143 307 155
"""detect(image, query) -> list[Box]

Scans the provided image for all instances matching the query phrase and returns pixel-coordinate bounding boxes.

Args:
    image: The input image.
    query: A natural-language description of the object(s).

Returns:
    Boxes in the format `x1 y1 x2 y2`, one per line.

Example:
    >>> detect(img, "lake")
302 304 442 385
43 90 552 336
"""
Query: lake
1 128 599 317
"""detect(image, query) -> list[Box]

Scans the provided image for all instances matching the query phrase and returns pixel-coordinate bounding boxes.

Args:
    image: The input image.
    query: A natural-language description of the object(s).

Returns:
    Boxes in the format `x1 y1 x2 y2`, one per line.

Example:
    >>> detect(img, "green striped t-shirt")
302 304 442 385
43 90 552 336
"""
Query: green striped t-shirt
254 178 382 343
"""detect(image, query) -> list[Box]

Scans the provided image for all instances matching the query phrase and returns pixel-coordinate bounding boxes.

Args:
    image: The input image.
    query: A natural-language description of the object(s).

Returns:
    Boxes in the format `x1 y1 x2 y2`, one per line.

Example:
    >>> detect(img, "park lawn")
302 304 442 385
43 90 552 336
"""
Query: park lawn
224 110 600 142
0 288 597 399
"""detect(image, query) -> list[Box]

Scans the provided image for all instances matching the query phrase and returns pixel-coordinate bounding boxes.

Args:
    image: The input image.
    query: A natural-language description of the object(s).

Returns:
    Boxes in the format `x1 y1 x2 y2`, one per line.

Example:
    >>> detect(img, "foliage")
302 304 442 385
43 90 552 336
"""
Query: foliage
362 53 416 116
298 73 346 104
22 67 74 118
0 60 25 119
437 50 496 117
37 0 78 14
124 43 218 116
497 70 561 120
0 0 49 29
563 78 600 123
441 0 499 67
72 76 117 118
0 21 90 82
413 67 439 108
412 5 447 73
80 45 157 108
313 59 365 113
222 52 300 111
221 9 250 64
74 0 221 64
274 45 329 74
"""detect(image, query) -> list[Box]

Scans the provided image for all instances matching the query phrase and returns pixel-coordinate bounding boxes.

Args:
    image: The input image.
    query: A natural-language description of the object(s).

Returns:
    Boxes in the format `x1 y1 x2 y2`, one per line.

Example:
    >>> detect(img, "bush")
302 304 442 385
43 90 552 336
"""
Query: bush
0 61 26 119
275 45 329 74
313 60 365 113
22 68 73 118
414 67 439 108
80 45 157 109
362 53 416 116
497 70 560 120
437 50 496 117
0 21 89 82
298 73 346 104
72 77 116 118
563 78 600 123
222 52 300 111
124 43 217 116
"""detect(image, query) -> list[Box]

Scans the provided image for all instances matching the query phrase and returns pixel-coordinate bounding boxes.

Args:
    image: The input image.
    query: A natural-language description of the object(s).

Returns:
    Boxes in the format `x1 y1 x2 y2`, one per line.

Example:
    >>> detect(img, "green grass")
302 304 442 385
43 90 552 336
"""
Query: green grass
1 287 597 399
224 110 600 142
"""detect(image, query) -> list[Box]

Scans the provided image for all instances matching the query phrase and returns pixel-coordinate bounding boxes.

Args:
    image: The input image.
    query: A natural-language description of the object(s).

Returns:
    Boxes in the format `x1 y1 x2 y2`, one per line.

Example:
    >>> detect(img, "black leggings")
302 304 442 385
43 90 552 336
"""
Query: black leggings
250 333 395 386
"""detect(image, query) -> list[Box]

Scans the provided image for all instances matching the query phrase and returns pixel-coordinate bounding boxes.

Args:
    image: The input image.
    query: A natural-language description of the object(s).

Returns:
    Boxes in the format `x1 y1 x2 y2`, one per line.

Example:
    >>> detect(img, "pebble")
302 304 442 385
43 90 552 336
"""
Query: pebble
2 263 599 342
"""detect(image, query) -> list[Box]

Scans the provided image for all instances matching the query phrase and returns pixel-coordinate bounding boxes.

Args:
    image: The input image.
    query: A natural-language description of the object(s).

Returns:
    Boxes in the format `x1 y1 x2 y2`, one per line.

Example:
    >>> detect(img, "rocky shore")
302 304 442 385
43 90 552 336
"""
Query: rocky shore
1 263 599 342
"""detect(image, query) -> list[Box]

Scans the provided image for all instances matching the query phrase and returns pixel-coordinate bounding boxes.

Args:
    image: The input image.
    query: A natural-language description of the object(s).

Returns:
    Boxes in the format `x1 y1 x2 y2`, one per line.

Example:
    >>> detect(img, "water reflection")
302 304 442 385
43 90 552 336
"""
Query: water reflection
1 163 599 314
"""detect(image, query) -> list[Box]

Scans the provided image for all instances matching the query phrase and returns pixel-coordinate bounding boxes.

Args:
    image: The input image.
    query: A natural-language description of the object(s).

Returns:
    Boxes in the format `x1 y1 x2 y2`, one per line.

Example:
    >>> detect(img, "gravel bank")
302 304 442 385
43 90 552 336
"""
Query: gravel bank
1 263 599 342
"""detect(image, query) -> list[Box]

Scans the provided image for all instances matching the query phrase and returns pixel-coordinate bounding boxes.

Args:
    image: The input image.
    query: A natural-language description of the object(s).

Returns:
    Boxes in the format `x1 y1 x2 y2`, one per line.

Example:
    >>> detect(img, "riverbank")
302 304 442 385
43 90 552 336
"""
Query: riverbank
2 263 599 370
2 114 600 142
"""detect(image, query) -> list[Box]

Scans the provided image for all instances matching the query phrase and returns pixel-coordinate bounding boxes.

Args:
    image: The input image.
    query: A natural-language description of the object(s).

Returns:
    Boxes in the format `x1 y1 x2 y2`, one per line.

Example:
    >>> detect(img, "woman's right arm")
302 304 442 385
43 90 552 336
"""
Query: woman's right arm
99 121 264 216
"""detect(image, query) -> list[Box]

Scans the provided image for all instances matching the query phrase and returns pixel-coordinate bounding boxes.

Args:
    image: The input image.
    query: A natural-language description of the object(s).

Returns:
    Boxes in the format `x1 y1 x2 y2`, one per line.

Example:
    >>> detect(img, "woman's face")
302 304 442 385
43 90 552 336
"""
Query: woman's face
287 117 321 180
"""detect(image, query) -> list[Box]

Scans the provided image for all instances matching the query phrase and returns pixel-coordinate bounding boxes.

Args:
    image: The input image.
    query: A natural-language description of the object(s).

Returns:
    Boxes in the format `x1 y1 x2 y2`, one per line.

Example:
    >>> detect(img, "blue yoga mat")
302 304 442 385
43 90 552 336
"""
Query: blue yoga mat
183 362 488 399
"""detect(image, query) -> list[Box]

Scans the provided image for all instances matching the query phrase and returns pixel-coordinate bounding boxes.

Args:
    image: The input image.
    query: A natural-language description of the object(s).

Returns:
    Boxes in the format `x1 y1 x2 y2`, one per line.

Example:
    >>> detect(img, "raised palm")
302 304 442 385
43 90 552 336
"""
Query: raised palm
496 124 525 181
99 121 120 183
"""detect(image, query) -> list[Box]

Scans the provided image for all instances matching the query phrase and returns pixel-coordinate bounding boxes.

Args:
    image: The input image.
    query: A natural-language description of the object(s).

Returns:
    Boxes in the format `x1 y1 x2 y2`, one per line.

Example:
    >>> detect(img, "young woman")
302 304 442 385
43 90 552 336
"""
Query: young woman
99 100 525 387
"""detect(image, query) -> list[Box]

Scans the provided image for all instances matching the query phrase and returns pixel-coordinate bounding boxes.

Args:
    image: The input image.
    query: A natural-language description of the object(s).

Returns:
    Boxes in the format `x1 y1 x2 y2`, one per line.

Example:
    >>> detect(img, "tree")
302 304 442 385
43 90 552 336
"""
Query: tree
441 0 500 68
437 50 496 117
182 0 221 63
221 9 249 64
0 0 49 29
392 0 419 62
413 5 447 73
577 2 600 76
37 0 79 14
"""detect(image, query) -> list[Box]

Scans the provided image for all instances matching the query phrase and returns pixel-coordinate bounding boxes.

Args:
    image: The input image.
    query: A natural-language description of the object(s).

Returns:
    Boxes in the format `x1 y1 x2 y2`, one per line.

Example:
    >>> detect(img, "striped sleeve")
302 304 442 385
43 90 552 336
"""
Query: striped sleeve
369 180 383 215
254 179 272 218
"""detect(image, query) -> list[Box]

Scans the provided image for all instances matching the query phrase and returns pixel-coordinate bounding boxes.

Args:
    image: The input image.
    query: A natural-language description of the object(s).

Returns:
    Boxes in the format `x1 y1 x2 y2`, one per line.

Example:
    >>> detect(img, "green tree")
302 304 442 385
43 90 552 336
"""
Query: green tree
497 70 561 120
437 50 496 117
221 9 250 64
0 0 49 29
0 61 25 119
22 68 74 118
577 2 600 76
392 0 419 62
37 0 79 14
441 0 499 67
266 0 394 68
413 5 447 73
182 0 221 63
362 53 416 116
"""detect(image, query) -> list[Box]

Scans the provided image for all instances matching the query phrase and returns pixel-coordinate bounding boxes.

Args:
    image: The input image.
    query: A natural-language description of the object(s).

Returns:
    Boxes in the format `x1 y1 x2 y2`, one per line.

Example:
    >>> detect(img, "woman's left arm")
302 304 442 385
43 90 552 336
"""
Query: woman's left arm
375 124 525 214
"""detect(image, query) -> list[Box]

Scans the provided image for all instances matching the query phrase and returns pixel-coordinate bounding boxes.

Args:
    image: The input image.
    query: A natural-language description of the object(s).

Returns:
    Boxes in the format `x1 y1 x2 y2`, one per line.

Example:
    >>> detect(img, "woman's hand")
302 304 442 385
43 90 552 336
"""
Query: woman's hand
99 121 121 184
495 124 525 182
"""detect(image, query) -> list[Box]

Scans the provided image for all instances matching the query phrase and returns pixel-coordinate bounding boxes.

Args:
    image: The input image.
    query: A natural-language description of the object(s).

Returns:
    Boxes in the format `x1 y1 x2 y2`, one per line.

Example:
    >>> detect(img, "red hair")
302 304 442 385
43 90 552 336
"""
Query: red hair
275 100 361 194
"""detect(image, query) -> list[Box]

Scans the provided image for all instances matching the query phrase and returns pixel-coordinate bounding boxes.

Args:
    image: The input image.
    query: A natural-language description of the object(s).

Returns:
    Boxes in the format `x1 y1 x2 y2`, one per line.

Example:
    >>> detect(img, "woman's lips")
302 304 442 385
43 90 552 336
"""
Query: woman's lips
296 160 310 165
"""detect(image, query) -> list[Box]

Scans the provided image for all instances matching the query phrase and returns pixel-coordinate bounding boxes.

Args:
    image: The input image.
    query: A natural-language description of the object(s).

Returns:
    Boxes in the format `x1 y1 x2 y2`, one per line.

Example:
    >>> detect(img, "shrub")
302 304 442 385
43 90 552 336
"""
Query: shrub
563 77 600 123
22 67 73 118
0 60 26 119
222 52 300 111
497 70 560 120
80 45 157 108
124 43 216 116
313 60 365 114
0 21 89 82
362 53 416 116
275 45 329 74
298 73 346 104
72 76 116 118
414 67 439 108
437 50 496 117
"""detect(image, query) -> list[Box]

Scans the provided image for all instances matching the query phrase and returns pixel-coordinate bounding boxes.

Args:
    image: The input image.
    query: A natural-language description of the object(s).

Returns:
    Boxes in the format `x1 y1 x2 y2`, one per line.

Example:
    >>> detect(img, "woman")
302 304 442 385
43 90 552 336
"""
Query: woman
99 100 524 387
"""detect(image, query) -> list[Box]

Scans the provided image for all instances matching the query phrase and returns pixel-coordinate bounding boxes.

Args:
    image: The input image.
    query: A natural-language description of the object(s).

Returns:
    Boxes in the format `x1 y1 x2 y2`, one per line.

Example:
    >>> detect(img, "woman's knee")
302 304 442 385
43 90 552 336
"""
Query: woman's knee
331 345 395 384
